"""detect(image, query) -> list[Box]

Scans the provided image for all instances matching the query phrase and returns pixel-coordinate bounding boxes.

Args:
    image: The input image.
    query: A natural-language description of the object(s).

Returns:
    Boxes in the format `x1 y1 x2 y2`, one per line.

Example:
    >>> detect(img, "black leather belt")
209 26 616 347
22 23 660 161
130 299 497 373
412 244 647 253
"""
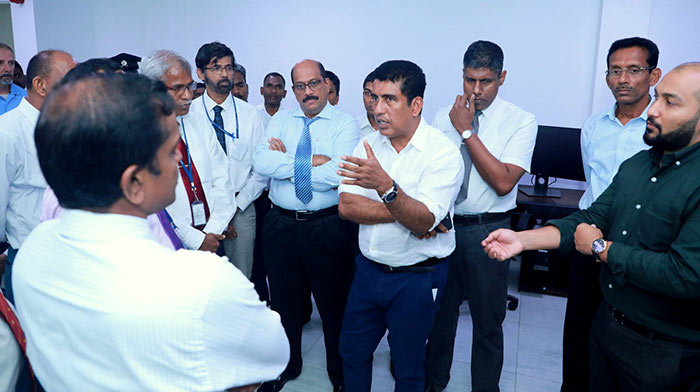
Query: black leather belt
610 306 700 348
373 257 444 273
454 212 510 225
273 204 338 222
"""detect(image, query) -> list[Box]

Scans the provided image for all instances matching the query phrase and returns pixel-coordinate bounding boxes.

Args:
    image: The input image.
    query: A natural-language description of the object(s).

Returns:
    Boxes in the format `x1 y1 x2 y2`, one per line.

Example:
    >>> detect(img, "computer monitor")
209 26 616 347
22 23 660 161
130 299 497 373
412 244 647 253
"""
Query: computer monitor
520 125 586 198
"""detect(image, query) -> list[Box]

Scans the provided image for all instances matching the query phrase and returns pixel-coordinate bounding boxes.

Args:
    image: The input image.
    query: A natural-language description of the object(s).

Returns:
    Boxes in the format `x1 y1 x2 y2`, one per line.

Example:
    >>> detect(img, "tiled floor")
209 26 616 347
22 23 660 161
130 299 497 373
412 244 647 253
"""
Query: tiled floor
281 259 568 392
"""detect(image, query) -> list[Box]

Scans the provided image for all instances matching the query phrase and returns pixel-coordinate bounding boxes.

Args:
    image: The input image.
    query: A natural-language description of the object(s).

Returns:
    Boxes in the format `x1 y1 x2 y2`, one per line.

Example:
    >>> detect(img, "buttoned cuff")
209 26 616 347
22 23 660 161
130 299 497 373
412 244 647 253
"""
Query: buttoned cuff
605 242 628 286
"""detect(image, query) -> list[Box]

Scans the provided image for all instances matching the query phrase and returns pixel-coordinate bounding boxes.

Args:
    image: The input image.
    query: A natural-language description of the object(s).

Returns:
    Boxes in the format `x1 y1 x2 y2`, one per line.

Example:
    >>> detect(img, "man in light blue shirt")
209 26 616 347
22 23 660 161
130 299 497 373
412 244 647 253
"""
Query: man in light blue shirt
253 59 358 392
0 44 26 116
562 37 661 392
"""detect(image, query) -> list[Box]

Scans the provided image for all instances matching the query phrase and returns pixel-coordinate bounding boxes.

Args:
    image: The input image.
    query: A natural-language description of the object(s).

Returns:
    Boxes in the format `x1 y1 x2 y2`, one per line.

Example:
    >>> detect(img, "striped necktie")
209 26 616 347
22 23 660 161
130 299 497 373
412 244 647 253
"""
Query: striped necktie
294 116 319 204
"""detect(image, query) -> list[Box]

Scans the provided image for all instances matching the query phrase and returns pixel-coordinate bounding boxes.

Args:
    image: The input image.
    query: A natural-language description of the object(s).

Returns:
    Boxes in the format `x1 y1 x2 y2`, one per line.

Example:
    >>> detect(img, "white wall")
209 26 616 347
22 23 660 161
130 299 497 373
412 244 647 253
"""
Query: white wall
13 0 700 123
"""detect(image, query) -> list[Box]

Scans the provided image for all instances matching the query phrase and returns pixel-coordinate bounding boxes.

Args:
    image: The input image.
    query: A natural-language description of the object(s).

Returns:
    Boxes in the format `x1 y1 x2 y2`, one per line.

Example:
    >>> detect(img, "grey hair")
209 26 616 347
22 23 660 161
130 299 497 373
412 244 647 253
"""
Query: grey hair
140 49 192 81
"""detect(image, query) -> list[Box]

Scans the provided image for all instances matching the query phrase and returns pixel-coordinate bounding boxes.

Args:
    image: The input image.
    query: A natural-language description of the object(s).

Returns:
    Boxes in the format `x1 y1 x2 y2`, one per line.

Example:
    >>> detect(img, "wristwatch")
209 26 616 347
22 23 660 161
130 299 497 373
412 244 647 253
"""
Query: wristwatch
461 129 474 140
591 238 607 261
381 180 398 204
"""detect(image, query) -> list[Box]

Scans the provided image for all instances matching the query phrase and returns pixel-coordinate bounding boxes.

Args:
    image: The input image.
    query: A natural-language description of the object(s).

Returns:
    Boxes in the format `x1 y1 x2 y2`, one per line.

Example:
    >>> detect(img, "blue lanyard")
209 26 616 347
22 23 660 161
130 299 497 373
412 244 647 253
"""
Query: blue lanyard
178 120 199 200
202 96 239 139
163 209 178 230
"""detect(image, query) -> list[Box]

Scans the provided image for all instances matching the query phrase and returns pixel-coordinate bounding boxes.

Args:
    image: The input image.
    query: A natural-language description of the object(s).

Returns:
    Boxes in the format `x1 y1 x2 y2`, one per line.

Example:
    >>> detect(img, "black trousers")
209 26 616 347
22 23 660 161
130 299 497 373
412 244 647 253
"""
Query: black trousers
426 216 510 392
263 207 355 388
560 252 602 392
251 191 271 302
589 303 700 392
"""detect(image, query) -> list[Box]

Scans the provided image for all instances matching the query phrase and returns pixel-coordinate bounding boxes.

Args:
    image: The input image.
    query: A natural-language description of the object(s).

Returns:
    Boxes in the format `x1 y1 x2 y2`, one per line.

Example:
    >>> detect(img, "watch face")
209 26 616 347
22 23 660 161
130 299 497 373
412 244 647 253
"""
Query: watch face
592 239 605 254
462 130 473 139
384 190 398 203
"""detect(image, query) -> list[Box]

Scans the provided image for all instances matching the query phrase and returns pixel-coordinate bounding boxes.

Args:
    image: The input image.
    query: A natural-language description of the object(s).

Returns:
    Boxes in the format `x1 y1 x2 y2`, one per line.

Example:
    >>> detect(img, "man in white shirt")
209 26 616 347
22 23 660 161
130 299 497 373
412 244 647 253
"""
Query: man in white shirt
561 37 661 392
232 63 249 102
13 73 289 391
0 50 76 304
338 60 463 392
257 72 288 127
191 42 267 278
141 49 236 253
357 71 378 139
425 41 538 392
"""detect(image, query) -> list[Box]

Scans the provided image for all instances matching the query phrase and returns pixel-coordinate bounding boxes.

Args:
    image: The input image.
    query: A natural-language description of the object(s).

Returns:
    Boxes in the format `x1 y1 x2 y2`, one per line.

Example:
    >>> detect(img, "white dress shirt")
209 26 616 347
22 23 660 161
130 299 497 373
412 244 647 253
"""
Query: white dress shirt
165 112 236 250
339 118 464 267
357 114 378 139
256 103 272 128
0 98 46 249
578 102 650 209
191 93 267 211
433 96 537 215
13 209 289 391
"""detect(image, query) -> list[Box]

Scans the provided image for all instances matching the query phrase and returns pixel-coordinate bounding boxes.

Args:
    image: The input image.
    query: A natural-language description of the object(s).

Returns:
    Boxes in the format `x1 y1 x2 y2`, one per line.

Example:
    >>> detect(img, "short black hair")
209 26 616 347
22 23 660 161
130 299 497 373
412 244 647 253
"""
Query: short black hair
57 58 121 88
370 60 426 106
263 72 286 88
291 60 326 84
25 50 56 92
325 70 340 94
363 71 375 88
195 42 235 71
462 40 504 74
234 63 247 81
607 37 659 68
35 73 175 209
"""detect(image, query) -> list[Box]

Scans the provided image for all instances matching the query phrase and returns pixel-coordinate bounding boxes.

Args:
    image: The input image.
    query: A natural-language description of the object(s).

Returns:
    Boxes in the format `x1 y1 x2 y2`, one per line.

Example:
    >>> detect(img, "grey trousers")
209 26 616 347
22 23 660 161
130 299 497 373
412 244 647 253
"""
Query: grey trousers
222 204 256 278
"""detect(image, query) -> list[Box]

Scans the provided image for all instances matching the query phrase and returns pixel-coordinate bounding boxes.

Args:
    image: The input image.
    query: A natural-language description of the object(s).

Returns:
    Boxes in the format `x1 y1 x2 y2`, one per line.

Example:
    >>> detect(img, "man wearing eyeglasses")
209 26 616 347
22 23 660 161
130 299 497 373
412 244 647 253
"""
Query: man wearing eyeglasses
357 71 378 139
560 37 662 392
140 49 236 254
254 59 359 392
191 42 267 279
232 63 249 102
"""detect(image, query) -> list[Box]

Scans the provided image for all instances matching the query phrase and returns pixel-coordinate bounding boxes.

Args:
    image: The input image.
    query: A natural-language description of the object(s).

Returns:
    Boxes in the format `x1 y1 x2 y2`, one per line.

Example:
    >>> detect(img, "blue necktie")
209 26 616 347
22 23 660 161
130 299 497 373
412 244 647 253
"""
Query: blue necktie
294 117 319 204
213 105 227 154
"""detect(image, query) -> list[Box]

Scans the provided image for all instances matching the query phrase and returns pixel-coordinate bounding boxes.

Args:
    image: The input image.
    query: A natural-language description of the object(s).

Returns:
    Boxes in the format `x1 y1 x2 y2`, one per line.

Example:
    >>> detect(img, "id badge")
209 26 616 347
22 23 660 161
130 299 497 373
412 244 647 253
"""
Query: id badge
192 200 206 226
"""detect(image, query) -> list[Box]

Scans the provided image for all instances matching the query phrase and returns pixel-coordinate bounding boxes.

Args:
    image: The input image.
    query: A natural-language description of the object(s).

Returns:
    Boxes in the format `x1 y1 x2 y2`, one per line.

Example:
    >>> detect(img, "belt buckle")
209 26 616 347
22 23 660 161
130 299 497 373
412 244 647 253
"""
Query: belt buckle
295 210 309 222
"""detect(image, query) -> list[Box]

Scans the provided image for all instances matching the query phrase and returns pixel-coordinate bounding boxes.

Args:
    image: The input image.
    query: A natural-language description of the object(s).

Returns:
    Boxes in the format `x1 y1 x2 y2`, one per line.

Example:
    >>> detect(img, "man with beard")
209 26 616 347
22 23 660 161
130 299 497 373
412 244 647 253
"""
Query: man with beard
258 72 288 127
483 62 700 392
0 50 76 304
254 59 358 392
561 37 661 392
141 49 236 253
0 43 26 116
191 42 267 279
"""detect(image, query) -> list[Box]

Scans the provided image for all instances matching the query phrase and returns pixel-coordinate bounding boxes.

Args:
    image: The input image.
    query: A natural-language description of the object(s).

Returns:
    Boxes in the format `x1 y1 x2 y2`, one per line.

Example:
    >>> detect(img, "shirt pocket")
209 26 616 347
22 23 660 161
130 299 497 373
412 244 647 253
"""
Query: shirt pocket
311 132 334 158
228 138 250 162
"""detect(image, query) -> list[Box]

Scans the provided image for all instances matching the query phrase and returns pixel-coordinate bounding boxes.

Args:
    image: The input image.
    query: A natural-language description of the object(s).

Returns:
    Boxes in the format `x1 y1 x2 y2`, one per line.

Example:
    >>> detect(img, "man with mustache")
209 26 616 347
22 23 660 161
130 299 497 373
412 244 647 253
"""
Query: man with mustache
254 59 358 392
358 71 378 138
191 42 267 279
0 43 26 116
0 50 76 304
483 62 700 391
425 40 537 392
561 37 662 392
141 49 236 253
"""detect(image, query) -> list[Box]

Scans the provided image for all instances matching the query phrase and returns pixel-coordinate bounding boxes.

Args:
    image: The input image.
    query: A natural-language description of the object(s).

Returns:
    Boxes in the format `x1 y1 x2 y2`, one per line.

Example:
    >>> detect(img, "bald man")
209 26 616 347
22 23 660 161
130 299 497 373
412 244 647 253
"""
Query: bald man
0 50 76 304
254 59 358 392
483 63 700 392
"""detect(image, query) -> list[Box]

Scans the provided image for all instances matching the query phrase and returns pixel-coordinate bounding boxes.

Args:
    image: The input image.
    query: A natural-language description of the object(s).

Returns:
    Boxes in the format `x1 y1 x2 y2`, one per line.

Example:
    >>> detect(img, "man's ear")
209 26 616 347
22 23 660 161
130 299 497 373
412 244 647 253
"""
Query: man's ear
410 96 424 117
499 70 507 86
32 76 47 97
196 68 205 83
119 164 146 206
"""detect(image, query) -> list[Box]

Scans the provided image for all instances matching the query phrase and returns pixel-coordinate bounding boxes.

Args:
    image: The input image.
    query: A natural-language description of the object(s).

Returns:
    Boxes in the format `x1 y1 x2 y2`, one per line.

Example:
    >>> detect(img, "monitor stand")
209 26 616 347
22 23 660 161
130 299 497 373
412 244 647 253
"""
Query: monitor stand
519 175 561 198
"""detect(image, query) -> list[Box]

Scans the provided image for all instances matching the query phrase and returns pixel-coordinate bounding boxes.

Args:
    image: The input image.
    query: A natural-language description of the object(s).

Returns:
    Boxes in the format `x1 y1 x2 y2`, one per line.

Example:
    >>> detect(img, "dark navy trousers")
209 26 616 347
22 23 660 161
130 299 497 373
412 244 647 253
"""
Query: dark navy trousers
340 254 448 392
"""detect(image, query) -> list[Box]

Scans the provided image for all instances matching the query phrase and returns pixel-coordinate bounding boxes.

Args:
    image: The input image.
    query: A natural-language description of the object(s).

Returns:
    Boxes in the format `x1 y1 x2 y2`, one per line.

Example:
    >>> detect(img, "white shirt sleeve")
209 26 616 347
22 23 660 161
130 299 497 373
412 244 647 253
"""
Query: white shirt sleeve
202 262 289 389
235 110 268 211
498 115 538 172
202 120 237 235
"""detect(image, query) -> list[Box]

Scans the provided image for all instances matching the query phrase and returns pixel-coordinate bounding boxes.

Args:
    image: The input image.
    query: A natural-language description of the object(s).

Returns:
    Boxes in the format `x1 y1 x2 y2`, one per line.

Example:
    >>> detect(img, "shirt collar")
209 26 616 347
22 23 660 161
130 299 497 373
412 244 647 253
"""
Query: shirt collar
9 83 25 97
202 91 234 113
19 97 40 126
59 209 156 243
480 95 502 119
292 101 333 120
606 97 652 122
379 117 429 153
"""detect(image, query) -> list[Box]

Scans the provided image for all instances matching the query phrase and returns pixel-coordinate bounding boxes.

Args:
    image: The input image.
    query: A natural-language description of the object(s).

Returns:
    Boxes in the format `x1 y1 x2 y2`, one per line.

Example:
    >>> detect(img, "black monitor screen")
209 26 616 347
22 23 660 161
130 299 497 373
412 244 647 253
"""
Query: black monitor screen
521 125 585 197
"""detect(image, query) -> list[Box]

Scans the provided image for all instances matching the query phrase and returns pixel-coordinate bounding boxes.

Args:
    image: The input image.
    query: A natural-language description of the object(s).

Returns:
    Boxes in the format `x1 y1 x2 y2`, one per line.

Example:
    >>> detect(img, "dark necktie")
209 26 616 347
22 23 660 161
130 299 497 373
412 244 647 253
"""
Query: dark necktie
455 110 482 204
213 105 227 154
294 117 319 204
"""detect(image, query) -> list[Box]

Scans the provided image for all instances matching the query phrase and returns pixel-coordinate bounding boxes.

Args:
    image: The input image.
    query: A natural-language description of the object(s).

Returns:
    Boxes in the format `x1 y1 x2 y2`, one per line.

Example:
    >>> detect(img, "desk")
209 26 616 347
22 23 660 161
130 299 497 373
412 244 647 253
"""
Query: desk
515 186 584 297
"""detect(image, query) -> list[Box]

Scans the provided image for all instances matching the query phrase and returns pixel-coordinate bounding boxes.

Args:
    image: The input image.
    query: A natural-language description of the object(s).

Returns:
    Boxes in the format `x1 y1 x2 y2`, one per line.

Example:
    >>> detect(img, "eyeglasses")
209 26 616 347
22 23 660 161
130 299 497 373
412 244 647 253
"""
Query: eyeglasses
167 81 197 95
292 79 324 92
204 64 234 74
605 66 655 78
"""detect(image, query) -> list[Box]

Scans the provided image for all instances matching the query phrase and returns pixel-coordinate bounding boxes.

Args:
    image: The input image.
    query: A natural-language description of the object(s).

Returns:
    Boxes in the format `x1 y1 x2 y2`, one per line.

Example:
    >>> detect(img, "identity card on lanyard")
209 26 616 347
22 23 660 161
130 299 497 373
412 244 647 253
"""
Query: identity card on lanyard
179 121 208 227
